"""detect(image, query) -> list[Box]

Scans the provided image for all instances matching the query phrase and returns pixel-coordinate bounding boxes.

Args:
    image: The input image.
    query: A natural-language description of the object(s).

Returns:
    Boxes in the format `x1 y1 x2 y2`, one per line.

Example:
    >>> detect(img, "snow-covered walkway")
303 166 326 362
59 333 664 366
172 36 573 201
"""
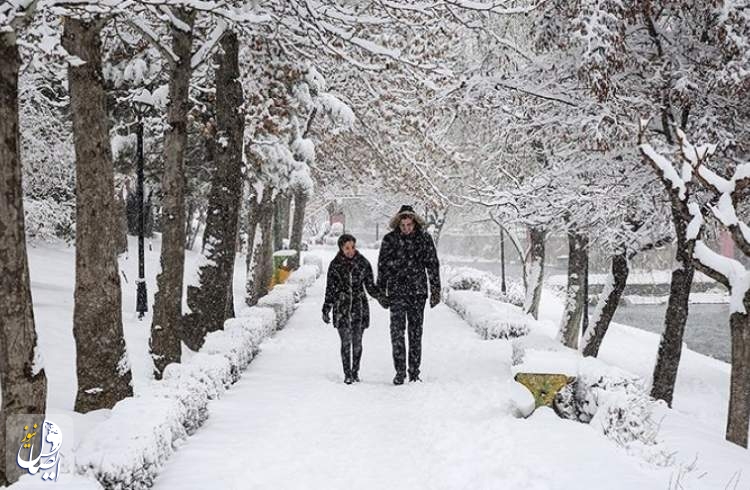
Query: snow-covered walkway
153 264 673 490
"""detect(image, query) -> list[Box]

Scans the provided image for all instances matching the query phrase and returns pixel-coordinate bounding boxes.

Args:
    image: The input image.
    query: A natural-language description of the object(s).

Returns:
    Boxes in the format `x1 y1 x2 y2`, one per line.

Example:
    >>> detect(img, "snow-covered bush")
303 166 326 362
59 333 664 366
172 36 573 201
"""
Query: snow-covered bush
257 286 297 329
552 358 672 466
286 264 320 291
442 265 524 307
302 254 323 275
445 289 532 339
512 336 672 466
154 362 210 434
73 267 315 489
75 397 187 490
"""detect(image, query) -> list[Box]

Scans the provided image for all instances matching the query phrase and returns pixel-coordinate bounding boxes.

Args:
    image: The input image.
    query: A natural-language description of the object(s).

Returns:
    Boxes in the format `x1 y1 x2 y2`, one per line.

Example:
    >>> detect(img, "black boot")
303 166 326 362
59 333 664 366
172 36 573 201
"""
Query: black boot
352 372 360 383
344 374 353 384
393 372 405 385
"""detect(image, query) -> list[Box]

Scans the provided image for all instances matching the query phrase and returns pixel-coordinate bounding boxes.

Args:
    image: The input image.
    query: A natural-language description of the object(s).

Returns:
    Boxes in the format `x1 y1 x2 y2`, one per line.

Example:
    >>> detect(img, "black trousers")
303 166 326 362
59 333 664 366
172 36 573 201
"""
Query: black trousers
389 297 426 377
337 324 364 377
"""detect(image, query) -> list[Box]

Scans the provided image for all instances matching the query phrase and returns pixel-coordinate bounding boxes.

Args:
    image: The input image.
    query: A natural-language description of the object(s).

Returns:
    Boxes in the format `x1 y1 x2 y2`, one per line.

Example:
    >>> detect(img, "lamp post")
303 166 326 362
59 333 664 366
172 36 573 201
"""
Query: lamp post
132 89 153 319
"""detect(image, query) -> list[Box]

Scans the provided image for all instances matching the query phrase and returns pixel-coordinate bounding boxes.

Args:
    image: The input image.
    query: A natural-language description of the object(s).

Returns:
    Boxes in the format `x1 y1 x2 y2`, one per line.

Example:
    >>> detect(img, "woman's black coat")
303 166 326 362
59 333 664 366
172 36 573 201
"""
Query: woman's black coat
322 252 379 329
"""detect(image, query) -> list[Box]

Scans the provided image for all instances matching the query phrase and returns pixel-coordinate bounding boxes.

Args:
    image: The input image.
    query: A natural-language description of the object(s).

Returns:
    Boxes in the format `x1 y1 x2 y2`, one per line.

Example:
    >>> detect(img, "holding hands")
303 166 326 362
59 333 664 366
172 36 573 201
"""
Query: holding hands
322 305 331 325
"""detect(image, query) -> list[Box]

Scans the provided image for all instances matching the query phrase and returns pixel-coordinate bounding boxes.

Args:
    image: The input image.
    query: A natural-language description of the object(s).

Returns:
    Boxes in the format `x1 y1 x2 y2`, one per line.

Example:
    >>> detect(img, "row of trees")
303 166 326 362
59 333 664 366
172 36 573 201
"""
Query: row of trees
1 1 543 484
309 1 750 450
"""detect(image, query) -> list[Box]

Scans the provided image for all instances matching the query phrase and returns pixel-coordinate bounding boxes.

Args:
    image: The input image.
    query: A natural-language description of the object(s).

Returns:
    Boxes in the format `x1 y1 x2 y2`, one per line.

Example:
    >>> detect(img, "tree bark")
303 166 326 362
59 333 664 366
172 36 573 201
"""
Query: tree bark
558 228 588 349
63 18 133 412
0 37 47 486
651 208 694 406
273 192 291 251
726 304 750 448
288 189 308 270
150 9 194 377
523 226 546 320
247 190 274 305
182 31 244 351
582 251 629 357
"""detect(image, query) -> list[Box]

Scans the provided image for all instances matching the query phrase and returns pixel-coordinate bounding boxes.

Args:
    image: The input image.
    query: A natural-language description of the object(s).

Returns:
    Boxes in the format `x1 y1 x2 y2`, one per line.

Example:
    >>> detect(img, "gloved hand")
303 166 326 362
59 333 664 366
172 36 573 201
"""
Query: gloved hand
379 295 390 309
429 292 440 308
322 308 331 324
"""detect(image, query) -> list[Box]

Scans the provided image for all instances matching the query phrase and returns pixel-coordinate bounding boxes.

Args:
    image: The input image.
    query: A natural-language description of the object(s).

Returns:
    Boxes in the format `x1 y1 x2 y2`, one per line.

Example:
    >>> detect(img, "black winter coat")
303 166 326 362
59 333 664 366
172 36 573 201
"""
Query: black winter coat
322 252 379 330
377 229 441 301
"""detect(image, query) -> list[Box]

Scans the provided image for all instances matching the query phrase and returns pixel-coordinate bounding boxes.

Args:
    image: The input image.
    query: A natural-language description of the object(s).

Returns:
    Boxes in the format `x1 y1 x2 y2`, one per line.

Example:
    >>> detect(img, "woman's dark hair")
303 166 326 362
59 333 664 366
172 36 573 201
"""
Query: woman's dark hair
337 233 356 250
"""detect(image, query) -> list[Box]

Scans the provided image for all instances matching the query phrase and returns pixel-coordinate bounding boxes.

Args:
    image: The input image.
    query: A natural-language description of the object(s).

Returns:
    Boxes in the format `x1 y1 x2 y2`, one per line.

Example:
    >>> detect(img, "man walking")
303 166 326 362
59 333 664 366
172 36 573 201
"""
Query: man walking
377 205 441 385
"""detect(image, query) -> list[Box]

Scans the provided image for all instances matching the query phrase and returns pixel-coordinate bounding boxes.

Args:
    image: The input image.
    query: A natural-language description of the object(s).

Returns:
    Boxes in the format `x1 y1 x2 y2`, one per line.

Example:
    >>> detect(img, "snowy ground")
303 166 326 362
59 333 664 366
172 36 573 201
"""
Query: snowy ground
7 242 750 489
152 248 750 490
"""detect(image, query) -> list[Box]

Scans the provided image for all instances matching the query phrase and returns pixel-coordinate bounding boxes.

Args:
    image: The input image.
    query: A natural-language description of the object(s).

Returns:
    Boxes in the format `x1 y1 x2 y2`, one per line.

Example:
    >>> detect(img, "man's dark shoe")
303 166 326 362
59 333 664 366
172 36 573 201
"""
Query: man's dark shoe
408 373 422 382
344 375 353 384
352 373 360 383
393 373 406 385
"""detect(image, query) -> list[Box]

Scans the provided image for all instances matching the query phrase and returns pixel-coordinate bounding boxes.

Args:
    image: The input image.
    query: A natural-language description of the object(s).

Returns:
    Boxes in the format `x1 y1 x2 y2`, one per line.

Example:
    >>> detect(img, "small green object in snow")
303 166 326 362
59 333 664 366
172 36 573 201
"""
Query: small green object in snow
514 373 575 408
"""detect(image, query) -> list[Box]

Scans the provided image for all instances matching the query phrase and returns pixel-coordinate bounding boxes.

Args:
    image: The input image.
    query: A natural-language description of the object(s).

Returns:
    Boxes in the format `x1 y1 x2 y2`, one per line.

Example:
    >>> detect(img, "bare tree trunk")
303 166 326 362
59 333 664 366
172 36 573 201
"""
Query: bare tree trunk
184 200 196 249
0 37 47 486
244 188 261 303
150 9 194 377
273 193 291 251
558 228 588 349
651 212 694 406
288 189 308 270
726 304 750 448
523 226 546 320
582 251 629 357
247 191 274 305
182 31 244 351
63 18 133 411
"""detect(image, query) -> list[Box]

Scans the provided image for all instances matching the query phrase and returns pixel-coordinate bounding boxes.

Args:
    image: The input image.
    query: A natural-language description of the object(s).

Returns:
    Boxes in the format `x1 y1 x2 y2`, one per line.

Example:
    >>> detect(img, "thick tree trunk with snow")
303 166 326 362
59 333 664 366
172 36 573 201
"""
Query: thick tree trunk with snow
63 18 134 412
558 229 588 349
150 9 194 376
651 215 694 406
288 189 308 270
726 302 750 448
523 226 546 319
273 193 291 251
247 191 274 305
182 32 244 351
0 37 47 486
582 251 629 357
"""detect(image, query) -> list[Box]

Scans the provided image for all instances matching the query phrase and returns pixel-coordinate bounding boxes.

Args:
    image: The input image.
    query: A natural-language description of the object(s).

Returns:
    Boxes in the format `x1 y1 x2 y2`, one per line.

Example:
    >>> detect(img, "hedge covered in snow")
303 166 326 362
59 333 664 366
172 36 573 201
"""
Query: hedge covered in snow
442 265 525 307
445 289 533 339
74 265 320 489
511 335 672 466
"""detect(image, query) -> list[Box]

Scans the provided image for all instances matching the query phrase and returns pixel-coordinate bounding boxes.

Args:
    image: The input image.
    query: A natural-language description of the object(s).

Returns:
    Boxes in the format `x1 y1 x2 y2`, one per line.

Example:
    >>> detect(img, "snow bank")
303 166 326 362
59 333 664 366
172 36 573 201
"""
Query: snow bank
76 397 186 489
445 289 533 339
257 286 297 329
286 264 319 290
302 254 323 274
442 265 525 307
71 267 318 489
512 334 671 466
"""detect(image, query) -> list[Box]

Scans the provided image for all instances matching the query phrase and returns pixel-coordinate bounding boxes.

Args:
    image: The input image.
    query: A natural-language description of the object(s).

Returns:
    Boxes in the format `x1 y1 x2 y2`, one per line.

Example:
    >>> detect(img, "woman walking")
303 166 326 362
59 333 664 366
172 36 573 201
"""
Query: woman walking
322 234 380 384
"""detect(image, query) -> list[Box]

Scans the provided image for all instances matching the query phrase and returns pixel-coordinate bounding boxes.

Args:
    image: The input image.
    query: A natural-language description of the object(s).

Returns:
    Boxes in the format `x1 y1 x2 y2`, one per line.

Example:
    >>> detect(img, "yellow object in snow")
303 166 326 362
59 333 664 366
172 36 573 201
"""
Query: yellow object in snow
514 373 575 408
